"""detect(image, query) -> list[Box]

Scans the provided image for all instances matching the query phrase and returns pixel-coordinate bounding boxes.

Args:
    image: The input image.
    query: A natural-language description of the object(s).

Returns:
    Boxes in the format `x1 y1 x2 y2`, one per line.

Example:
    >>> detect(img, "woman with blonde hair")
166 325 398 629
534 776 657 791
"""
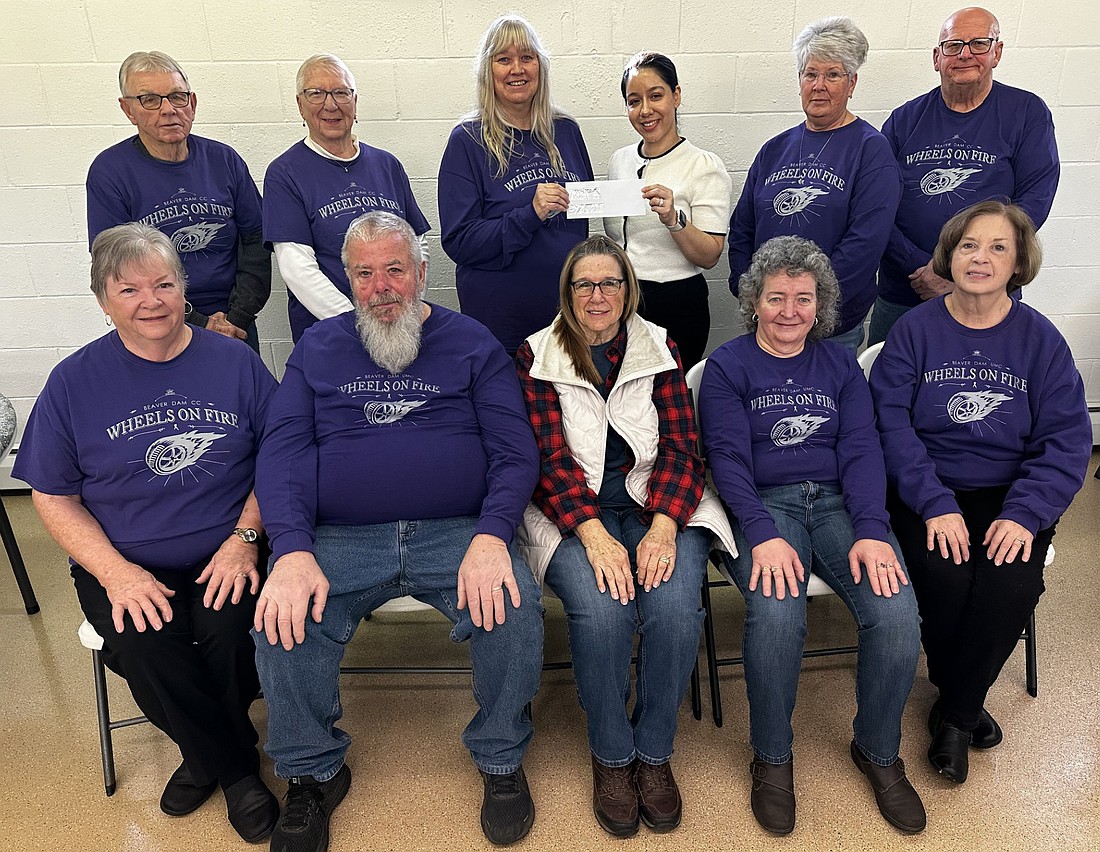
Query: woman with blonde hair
439 14 593 353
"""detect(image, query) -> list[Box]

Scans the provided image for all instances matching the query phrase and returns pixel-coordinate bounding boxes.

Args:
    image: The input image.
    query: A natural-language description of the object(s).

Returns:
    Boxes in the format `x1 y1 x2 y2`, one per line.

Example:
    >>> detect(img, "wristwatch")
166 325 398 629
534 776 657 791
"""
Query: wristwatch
665 208 687 232
233 527 259 544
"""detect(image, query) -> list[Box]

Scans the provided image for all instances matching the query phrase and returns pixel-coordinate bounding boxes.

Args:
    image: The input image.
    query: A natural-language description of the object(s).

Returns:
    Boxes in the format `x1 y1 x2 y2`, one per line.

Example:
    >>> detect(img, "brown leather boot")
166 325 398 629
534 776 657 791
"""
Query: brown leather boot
591 756 639 838
749 756 795 835
850 741 926 834
634 760 682 832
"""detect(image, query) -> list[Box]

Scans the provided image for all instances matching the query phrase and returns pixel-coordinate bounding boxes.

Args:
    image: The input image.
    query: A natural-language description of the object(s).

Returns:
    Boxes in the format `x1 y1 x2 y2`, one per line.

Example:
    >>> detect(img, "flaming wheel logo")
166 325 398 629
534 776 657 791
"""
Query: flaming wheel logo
145 430 226 475
363 399 426 425
946 390 1012 424
171 222 226 253
770 414 830 447
920 167 981 196
773 187 829 216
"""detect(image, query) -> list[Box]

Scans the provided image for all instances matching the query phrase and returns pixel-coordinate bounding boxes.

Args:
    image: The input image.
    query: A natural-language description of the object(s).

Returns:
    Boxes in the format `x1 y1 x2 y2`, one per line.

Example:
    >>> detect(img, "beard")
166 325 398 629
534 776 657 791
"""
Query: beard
354 293 424 374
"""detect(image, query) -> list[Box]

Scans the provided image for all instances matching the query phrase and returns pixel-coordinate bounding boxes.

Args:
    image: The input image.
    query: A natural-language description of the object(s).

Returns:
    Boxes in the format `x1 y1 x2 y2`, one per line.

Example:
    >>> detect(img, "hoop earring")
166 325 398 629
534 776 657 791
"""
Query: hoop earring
185 301 194 315
104 315 112 327
813 316 820 326
751 313 759 323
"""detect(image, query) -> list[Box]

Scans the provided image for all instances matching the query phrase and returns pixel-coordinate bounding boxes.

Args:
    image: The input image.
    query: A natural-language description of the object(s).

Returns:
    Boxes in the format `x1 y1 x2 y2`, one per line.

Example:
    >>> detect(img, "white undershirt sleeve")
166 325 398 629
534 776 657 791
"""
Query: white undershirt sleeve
273 241 354 320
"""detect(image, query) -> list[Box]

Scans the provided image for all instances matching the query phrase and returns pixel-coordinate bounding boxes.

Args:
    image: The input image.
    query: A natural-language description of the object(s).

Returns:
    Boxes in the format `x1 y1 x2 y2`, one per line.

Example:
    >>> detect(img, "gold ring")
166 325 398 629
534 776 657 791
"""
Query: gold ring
936 531 947 538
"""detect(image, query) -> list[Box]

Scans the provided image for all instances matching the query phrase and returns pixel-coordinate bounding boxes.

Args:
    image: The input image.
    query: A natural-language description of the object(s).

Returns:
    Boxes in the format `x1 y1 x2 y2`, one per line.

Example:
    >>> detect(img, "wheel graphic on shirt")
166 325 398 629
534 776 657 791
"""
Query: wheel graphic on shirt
920 168 981 196
363 399 427 425
171 222 227 253
145 430 227 475
770 414 830 447
945 390 1012 424
773 187 829 217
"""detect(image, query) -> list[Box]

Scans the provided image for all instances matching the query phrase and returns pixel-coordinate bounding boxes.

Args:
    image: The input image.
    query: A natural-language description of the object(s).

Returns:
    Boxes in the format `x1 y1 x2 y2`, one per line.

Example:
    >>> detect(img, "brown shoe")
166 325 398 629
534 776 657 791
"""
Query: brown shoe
749 757 795 835
591 756 639 838
634 760 682 832
850 741 927 834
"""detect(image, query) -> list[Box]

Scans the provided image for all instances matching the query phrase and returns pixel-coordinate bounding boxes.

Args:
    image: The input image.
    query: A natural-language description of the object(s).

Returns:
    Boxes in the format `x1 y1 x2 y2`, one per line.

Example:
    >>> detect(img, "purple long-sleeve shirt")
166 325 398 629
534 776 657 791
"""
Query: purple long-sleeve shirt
256 307 538 560
869 297 1089 533
699 335 891 549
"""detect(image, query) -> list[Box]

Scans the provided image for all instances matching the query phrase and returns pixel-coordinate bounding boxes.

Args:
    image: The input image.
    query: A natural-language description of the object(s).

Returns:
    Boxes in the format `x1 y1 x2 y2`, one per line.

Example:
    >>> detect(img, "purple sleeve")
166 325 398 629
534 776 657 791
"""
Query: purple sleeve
834 361 891 542
880 112 930 276
261 155 313 250
86 153 131 249
999 338 1090 534
1011 99 1060 231
698 350 782 549
470 342 539 544
727 157 760 295
868 322 960 520
437 125 545 270
255 347 319 559
11 369 82 495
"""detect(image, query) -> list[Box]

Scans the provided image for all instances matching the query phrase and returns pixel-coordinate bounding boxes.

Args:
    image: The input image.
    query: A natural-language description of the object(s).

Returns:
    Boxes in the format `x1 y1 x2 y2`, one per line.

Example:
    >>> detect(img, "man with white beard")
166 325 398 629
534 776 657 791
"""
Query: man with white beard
253 211 544 851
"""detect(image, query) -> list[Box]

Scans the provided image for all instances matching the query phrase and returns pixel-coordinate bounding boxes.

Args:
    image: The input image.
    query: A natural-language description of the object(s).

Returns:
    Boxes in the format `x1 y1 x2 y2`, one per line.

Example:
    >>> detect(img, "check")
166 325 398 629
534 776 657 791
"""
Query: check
565 179 648 219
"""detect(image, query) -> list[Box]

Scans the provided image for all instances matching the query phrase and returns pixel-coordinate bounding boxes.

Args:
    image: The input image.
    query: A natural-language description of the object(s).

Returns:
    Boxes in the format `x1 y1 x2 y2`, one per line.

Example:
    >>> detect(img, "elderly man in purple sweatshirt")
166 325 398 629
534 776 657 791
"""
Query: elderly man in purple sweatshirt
253 211 543 851
868 6 1059 345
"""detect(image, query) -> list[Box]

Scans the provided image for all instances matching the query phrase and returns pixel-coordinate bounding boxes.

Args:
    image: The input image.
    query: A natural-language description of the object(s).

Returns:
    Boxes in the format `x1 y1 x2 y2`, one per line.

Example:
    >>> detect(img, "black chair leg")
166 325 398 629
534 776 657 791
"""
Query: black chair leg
1024 611 1038 698
0 496 39 614
701 577 723 728
690 659 701 720
91 649 117 796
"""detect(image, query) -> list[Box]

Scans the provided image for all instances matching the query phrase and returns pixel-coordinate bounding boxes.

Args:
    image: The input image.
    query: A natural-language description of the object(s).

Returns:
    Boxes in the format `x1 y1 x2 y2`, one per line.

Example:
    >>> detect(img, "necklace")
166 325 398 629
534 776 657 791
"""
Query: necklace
797 125 837 183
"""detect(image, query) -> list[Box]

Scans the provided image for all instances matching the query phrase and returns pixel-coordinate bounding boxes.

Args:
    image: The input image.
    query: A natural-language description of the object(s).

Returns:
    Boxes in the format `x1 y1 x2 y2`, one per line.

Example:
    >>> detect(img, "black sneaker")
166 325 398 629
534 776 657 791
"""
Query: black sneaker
270 764 352 852
480 767 534 845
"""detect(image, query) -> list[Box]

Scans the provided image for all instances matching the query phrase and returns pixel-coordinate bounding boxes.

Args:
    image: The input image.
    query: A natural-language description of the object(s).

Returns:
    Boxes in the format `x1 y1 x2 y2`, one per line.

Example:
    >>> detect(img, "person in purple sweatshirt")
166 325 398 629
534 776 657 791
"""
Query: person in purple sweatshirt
87 51 270 352
263 54 431 342
869 201 1090 785
253 212 543 850
15 224 279 842
868 7 1060 345
438 14 593 354
727 17 901 353
700 236 925 837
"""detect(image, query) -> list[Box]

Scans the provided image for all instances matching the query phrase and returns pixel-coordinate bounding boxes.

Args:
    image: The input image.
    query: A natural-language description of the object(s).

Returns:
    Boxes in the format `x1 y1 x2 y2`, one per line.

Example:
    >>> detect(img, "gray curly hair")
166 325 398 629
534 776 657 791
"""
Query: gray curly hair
738 236 839 340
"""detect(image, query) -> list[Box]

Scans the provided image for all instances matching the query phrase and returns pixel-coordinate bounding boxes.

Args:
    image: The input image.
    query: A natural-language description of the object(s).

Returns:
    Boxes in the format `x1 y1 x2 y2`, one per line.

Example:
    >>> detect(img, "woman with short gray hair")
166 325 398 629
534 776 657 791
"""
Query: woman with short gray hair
727 16 901 352
699 236 925 836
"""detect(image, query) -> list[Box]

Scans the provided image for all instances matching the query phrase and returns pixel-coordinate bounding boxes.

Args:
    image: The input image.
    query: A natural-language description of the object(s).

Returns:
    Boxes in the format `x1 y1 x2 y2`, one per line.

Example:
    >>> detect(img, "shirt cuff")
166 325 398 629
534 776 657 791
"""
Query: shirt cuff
270 530 315 561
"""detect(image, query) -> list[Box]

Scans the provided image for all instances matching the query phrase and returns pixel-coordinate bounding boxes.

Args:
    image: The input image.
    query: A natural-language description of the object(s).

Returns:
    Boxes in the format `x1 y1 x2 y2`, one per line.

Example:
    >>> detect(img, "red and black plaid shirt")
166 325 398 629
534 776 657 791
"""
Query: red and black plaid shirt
515 324 705 536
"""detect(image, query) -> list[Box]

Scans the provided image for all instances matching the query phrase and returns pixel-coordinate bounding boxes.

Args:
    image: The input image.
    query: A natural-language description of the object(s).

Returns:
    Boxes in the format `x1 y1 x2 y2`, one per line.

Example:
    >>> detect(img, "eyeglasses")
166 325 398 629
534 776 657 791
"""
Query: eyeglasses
300 87 355 105
571 279 624 297
123 91 191 110
938 37 998 56
799 70 849 86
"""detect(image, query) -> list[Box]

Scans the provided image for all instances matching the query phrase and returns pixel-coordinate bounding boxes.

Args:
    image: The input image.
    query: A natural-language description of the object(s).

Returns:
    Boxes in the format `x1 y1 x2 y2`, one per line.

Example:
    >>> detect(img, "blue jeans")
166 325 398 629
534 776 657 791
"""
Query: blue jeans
722 482 920 766
253 517 544 780
866 297 913 346
543 510 709 766
828 321 866 354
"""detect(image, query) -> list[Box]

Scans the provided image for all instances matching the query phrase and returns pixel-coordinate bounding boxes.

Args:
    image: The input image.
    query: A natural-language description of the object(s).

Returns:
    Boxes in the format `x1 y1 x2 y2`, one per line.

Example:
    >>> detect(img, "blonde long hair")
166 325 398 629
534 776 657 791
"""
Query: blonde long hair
466 15 568 179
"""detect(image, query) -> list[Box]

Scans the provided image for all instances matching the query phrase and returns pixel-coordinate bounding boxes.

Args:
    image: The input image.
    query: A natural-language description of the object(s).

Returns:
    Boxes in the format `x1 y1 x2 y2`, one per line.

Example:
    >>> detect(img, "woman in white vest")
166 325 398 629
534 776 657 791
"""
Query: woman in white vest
515 235 734 838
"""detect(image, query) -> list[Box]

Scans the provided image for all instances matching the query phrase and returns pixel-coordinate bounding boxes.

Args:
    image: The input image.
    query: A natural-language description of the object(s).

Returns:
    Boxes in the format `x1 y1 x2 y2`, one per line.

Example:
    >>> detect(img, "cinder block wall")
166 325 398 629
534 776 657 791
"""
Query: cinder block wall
2 0 1097 447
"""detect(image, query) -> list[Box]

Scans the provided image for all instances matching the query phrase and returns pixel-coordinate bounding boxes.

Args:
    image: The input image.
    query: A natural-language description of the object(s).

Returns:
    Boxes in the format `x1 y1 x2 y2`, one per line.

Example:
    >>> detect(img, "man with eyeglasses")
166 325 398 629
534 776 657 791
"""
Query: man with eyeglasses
868 6 1059 344
87 51 270 352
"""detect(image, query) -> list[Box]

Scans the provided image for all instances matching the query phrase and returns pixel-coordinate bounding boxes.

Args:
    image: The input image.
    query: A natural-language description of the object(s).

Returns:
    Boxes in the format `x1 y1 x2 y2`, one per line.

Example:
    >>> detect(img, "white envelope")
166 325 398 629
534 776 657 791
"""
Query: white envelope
565 179 648 219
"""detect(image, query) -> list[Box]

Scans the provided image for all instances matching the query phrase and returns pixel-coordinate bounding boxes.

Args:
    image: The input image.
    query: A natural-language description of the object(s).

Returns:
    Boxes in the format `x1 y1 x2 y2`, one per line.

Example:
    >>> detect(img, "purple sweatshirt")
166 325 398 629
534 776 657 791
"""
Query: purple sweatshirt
87 135 264 321
869 297 1090 533
728 118 901 333
255 307 538 560
438 119 593 352
262 140 430 340
699 335 891 549
880 82 1059 307
14 329 276 571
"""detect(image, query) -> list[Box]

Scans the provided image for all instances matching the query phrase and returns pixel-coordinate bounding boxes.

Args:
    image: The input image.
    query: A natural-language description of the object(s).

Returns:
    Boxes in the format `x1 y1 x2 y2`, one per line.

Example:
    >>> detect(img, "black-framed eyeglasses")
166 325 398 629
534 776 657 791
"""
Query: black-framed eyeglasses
938 37 998 56
571 279 624 297
123 91 191 110
300 87 355 105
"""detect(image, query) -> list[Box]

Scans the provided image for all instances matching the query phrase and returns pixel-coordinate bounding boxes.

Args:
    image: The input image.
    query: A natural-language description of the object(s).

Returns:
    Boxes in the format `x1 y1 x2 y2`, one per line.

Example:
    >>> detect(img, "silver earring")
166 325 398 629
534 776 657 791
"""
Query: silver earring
751 313 759 323
813 316 820 326
184 301 194 314
104 315 112 326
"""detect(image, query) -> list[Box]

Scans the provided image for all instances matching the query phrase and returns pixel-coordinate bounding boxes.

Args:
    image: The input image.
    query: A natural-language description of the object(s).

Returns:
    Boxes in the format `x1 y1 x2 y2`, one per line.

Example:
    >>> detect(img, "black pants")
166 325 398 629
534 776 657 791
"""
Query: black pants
637 274 710 371
887 485 1052 731
73 561 262 787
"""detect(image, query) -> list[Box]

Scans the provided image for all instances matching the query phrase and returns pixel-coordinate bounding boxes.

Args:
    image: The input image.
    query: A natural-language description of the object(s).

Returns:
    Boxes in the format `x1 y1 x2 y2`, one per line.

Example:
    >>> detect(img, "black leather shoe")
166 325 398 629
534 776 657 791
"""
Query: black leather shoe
928 720 970 783
480 767 535 845
223 774 279 843
160 762 218 816
749 757 795 835
928 700 1003 750
850 742 926 834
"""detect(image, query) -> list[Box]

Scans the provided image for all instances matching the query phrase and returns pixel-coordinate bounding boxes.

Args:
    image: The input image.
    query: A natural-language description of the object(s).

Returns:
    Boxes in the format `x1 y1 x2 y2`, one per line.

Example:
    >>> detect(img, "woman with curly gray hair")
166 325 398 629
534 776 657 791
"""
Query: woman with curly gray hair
727 16 901 352
698 235 925 836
